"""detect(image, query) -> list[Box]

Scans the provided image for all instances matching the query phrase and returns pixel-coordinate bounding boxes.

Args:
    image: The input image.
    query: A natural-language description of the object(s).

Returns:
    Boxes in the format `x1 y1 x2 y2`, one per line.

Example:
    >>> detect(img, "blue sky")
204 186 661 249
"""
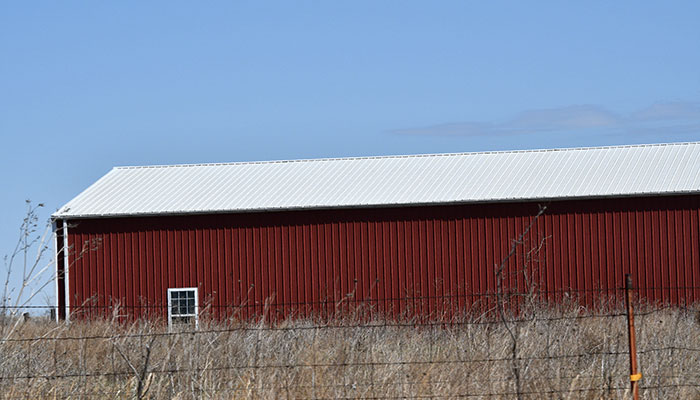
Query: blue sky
1 2 700 305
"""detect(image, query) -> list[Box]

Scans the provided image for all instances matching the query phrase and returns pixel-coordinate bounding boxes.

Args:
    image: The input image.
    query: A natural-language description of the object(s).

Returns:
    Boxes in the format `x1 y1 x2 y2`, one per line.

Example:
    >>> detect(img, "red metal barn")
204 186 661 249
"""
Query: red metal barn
53 143 700 324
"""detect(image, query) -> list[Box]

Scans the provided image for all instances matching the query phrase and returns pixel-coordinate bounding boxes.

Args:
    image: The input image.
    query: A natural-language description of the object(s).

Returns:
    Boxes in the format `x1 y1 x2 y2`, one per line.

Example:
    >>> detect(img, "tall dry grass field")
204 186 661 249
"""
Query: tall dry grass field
0 303 698 399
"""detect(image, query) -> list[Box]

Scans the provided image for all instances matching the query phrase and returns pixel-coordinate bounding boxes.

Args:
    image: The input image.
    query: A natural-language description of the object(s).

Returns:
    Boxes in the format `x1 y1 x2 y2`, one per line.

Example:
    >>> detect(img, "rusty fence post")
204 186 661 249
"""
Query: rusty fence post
625 274 641 400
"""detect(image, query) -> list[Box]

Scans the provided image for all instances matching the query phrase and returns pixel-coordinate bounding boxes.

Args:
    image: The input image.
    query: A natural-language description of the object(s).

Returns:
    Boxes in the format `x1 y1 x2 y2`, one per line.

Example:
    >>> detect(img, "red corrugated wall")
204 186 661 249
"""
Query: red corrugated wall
63 195 700 320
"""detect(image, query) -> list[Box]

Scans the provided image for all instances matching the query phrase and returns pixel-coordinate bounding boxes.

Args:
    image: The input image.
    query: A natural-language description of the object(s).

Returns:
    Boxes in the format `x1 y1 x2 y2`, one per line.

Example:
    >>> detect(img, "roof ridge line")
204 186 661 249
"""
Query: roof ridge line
113 141 700 170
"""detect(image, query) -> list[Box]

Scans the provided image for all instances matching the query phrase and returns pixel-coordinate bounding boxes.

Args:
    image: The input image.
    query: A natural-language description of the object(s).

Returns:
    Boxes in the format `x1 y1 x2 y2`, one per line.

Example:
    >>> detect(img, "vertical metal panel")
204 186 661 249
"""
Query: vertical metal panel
66 194 700 320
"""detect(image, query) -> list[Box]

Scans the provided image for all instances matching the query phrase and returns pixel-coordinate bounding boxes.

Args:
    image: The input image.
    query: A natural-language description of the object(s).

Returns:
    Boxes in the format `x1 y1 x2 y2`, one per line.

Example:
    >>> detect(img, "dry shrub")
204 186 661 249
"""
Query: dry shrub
0 302 698 399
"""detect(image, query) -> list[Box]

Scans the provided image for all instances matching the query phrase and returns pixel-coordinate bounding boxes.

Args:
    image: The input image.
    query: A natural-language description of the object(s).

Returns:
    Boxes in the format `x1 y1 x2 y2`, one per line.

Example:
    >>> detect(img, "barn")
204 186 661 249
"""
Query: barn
52 142 700 324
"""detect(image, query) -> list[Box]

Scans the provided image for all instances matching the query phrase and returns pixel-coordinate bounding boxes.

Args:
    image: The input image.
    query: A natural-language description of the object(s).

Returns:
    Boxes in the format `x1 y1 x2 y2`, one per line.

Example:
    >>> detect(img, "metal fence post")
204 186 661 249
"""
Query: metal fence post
625 274 641 400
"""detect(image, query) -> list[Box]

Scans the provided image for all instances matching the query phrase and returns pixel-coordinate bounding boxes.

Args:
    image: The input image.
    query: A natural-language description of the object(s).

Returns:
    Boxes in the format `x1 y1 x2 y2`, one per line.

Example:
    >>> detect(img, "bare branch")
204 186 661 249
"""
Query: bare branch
494 204 547 400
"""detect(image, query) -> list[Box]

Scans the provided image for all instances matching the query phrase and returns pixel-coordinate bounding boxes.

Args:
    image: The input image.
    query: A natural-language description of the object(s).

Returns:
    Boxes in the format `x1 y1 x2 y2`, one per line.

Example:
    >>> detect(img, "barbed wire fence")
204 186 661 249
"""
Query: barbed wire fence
0 287 698 399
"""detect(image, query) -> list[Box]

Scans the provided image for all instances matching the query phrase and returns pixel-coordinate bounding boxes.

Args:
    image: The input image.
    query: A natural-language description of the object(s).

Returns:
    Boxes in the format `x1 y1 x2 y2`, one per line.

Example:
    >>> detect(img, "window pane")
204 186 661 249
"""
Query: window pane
169 289 197 322
172 316 192 325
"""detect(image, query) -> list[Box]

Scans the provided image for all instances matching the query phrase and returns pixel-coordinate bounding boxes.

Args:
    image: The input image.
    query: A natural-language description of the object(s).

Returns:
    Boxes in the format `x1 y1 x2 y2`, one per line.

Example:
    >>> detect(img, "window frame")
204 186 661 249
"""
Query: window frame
167 287 199 328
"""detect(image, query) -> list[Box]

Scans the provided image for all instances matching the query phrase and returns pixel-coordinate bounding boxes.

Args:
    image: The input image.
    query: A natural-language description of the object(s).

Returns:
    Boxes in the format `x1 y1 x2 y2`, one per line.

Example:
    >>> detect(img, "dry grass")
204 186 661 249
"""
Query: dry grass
0 303 698 399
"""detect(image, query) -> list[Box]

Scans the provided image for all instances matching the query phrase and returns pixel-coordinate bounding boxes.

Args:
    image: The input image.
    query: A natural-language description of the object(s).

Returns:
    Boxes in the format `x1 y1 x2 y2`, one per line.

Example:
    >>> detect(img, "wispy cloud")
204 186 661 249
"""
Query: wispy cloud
630 102 700 121
617 123 700 137
391 101 700 138
506 105 618 131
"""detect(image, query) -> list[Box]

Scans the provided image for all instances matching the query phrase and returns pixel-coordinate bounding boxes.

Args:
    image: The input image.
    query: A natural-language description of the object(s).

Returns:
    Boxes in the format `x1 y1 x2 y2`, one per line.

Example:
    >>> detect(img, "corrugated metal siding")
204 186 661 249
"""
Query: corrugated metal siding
55 142 700 219
65 195 700 319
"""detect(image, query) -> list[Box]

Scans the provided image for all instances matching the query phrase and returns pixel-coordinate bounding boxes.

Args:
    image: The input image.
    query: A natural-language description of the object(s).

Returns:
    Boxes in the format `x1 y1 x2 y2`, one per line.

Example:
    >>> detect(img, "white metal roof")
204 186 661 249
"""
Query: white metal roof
54 142 700 219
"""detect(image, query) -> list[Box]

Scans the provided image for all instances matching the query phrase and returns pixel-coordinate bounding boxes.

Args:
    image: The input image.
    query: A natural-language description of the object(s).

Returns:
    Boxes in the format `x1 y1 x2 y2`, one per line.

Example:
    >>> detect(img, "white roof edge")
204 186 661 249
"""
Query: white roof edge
52 190 700 220
113 141 700 170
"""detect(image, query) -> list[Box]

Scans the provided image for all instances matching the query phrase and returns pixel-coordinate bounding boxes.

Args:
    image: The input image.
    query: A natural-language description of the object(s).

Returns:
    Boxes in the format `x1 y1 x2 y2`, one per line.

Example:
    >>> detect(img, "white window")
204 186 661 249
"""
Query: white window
167 287 198 328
